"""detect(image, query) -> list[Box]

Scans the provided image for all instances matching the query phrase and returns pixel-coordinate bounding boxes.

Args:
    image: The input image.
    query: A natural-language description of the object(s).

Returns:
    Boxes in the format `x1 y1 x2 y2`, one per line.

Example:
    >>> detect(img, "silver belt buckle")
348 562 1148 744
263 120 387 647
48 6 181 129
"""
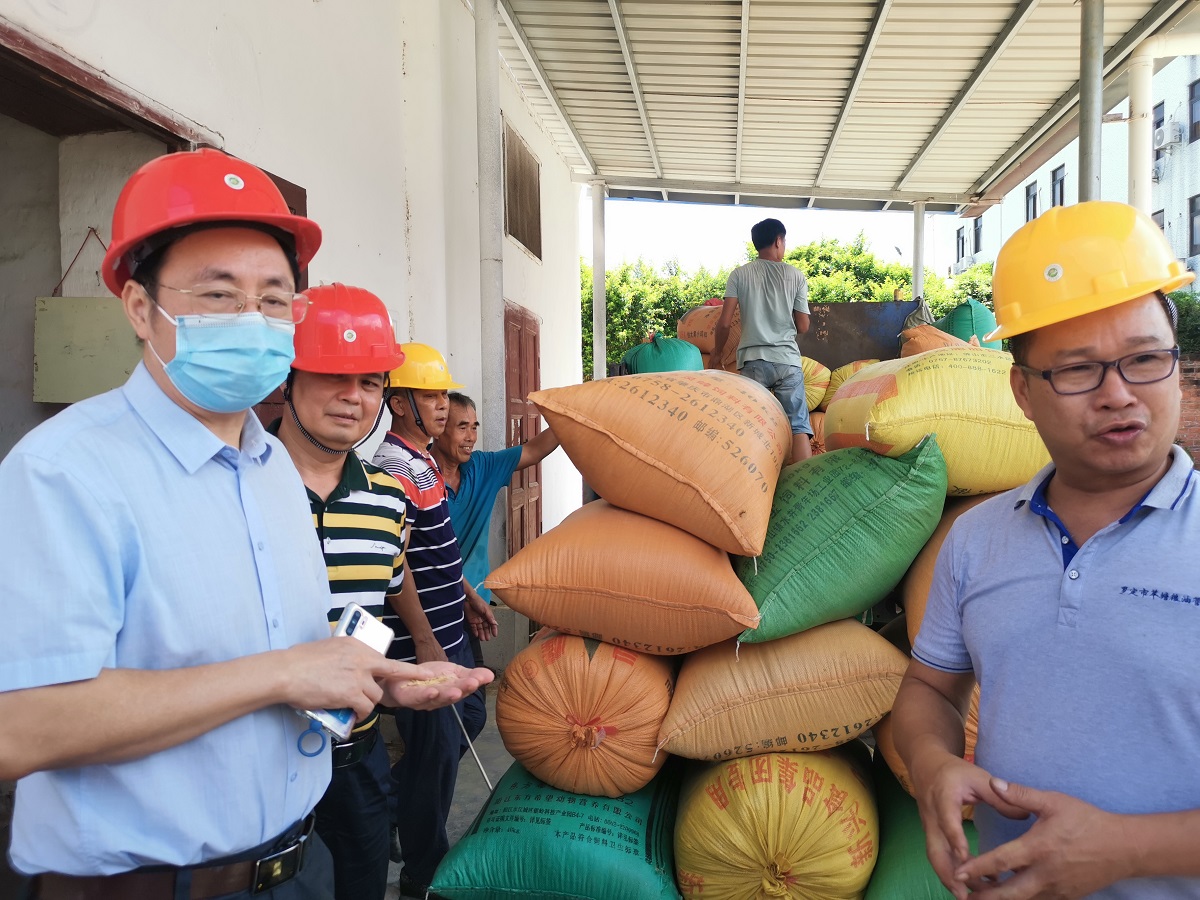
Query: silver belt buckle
251 818 312 893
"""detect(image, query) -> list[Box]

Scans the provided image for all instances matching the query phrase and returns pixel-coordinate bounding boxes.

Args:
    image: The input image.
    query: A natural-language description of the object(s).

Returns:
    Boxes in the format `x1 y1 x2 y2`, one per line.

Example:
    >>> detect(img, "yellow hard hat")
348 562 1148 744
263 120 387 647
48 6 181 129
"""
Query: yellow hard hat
986 200 1193 342
388 342 464 390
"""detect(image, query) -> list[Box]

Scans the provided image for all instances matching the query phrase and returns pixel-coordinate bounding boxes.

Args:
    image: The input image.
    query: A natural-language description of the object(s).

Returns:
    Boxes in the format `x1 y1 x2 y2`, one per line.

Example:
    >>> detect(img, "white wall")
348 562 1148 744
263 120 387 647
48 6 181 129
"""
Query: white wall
1151 55 1200 268
0 114 61 456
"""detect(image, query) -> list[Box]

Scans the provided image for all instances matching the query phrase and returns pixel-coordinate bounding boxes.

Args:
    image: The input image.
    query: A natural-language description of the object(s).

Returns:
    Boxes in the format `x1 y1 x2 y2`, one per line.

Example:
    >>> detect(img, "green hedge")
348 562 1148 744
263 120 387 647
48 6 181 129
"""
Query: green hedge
1173 289 1200 355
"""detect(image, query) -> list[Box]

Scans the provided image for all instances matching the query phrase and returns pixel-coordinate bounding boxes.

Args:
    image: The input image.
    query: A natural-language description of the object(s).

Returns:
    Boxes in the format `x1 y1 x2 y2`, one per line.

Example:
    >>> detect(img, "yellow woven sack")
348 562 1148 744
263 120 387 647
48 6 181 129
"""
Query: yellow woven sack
824 347 1049 495
820 359 880 410
658 620 908 760
675 747 878 899
484 501 760 654
800 357 831 411
496 631 675 798
530 372 790 555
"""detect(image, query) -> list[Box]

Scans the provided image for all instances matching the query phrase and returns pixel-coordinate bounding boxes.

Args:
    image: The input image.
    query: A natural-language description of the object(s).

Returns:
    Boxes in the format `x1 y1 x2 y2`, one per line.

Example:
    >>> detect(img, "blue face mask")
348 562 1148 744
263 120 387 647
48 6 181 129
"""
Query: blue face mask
149 307 295 414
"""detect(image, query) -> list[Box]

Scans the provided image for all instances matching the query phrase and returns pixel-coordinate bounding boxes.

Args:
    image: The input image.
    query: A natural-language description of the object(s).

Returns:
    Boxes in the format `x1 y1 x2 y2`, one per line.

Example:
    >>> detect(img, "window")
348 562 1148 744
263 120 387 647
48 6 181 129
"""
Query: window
1191 81 1200 144
1191 194 1200 257
973 216 982 254
1152 209 1165 231
1025 182 1038 222
503 121 542 260
1154 101 1165 160
1050 166 1066 208
956 227 966 262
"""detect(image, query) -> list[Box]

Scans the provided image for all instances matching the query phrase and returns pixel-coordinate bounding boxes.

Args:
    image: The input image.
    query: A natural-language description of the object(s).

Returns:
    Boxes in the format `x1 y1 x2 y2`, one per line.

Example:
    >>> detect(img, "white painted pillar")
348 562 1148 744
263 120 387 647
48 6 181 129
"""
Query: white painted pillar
1079 0 1103 201
475 0 505 451
591 180 607 380
1127 33 1200 213
912 200 926 301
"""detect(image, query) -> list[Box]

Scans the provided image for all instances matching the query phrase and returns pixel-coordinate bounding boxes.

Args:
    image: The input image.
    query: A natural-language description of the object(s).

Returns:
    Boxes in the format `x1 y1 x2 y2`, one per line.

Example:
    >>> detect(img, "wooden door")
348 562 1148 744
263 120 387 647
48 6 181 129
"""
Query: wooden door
504 301 542 558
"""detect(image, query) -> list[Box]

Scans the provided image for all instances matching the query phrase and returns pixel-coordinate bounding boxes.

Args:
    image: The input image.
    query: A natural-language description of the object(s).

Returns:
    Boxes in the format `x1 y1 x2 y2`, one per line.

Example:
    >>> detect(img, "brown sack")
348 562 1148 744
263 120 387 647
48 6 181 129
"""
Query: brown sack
677 305 739 370
496 631 675 798
485 501 760 655
900 324 970 357
658 619 908 760
809 410 826 455
529 371 790 555
903 494 997 647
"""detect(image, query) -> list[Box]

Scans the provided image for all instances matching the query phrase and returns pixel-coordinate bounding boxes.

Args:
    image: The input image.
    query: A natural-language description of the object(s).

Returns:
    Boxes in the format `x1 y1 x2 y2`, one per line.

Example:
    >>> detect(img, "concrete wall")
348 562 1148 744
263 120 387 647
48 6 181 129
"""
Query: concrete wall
0 113 61 457
1150 55 1200 269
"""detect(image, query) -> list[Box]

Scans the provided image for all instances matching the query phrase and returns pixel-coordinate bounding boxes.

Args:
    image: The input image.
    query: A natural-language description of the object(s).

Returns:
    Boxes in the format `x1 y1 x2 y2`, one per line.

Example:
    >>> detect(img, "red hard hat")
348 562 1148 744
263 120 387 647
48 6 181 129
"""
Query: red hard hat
292 283 405 374
102 148 323 296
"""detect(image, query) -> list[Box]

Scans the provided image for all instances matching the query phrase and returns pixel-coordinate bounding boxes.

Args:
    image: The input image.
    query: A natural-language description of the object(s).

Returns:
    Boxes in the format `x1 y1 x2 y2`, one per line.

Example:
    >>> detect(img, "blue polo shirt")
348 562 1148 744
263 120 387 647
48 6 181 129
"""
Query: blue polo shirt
0 364 333 876
914 446 1200 899
447 446 522 604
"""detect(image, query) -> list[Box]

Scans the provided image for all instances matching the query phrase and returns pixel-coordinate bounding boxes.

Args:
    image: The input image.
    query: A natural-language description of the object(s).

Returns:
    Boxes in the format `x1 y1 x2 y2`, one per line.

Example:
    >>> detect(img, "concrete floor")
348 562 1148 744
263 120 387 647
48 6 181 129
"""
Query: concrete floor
383 685 514 900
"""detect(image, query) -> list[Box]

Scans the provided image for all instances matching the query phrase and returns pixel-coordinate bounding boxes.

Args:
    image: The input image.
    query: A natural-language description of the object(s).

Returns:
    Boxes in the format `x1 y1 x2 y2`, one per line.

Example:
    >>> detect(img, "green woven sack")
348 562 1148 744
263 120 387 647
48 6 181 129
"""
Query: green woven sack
934 299 1001 349
430 761 682 900
866 750 979 899
622 333 704 374
737 440 947 643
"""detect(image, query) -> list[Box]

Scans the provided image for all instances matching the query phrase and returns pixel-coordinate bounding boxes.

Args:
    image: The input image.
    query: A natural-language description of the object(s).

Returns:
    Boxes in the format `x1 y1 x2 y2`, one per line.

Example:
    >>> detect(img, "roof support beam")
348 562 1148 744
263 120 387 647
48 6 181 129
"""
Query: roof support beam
894 0 1040 191
607 0 663 183
498 0 597 174
734 0 750 183
573 172 965 205
813 0 893 188
971 0 1193 198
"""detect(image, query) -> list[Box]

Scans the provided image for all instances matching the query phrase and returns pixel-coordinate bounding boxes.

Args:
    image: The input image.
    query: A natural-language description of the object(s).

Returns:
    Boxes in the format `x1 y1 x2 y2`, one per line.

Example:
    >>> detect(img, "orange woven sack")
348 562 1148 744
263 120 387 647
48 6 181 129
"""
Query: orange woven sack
872 697 980 819
675 745 879 899
496 631 675 797
484 501 760 655
899 324 970 357
800 357 832 411
529 371 790 555
903 493 998 647
677 304 739 370
809 411 826 455
658 620 908 760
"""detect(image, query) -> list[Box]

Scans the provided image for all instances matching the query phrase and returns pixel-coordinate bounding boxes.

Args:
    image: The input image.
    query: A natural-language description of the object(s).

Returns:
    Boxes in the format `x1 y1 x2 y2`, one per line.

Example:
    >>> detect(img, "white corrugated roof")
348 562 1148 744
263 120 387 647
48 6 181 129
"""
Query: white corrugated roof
497 0 1199 213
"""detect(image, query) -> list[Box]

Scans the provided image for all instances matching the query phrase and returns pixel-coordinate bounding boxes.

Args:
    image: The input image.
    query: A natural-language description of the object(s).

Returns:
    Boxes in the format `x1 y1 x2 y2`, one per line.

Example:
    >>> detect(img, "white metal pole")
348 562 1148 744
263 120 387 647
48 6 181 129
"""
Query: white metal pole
476 0 505 452
1079 0 1103 202
591 180 607 380
912 201 926 301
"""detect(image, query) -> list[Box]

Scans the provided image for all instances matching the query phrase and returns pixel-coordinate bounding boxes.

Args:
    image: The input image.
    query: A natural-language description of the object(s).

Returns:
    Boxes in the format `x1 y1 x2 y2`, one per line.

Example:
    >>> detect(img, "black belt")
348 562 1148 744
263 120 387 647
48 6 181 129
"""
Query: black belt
33 815 315 900
332 724 378 769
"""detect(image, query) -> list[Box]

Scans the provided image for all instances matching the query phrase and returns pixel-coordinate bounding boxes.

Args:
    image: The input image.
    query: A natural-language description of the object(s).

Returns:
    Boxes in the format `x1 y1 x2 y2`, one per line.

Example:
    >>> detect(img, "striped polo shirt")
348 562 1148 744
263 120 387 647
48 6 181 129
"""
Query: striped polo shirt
372 431 466 661
270 423 408 733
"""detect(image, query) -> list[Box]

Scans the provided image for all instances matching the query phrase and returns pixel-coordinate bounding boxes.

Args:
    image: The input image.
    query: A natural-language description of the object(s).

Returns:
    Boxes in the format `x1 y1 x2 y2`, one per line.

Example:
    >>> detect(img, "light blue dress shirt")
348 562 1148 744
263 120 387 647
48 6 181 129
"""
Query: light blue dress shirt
0 364 333 876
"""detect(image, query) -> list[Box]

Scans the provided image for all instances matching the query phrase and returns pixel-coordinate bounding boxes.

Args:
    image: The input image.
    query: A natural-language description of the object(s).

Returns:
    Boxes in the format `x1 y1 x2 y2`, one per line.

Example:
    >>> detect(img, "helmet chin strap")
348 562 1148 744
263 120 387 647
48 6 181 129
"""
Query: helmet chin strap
406 388 432 439
284 375 387 456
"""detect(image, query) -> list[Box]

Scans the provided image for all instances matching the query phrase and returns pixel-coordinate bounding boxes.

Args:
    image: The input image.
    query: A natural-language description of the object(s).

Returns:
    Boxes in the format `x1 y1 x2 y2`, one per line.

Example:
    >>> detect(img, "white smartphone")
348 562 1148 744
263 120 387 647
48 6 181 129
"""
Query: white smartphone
302 602 395 741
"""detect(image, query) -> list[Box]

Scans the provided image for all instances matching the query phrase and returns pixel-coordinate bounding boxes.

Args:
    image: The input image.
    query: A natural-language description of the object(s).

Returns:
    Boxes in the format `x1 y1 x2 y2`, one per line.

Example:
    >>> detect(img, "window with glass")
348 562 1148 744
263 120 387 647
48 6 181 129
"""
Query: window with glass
1152 209 1165 231
1191 194 1200 256
956 227 966 261
973 216 982 254
1025 182 1038 222
1154 101 1166 160
1191 81 1200 143
1051 166 1066 207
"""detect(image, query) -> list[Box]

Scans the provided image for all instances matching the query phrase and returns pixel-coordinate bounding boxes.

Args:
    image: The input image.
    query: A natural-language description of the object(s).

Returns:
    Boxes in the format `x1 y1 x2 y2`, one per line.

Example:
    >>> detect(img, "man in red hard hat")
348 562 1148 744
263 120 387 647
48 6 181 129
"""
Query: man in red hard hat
269 283 421 900
0 150 491 900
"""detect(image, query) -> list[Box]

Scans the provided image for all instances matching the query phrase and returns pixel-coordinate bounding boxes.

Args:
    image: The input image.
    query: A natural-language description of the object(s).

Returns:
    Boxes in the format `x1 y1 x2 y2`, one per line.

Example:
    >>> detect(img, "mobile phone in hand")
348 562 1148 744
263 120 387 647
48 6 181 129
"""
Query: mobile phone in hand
301 603 395 741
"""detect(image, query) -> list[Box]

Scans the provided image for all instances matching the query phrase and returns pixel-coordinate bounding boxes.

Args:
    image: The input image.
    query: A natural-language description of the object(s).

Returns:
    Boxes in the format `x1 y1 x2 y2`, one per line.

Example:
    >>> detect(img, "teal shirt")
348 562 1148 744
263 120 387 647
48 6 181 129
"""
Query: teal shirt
446 446 523 604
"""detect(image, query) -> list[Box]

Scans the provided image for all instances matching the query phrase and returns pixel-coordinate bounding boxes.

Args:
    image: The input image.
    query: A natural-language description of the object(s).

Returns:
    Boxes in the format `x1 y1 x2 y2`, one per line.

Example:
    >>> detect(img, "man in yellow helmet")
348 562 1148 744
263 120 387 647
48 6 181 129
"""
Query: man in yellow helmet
892 200 1199 900
371 344 497 898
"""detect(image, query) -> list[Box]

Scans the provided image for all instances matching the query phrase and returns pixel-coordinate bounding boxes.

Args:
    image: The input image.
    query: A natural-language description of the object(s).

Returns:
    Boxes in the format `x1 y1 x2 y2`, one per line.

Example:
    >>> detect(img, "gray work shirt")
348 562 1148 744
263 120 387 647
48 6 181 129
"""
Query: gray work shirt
914 445 1200 899
723 258 809 368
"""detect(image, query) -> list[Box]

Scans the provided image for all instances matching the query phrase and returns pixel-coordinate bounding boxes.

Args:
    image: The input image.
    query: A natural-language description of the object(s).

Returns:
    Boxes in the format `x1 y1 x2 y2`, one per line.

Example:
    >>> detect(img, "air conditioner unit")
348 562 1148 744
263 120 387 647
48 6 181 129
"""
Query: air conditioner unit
1153 122 1182 151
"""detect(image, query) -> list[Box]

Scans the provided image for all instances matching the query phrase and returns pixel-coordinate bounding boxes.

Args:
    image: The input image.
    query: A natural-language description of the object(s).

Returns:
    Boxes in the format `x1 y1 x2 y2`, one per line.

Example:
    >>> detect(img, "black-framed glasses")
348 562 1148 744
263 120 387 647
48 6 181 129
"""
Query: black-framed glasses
1019 347 1180 395
155 282 310 323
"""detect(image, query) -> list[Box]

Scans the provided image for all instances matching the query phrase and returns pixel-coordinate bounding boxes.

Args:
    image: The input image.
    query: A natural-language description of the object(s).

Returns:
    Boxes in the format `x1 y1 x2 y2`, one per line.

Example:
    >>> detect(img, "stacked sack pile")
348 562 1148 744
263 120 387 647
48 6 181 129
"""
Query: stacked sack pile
432 369 789 899
433 337 1053 899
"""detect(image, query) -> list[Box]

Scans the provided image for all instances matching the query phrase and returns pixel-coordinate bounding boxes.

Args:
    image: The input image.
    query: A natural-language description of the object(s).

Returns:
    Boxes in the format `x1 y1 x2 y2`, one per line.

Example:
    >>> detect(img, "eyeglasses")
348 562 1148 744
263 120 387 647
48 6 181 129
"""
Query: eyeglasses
155 282 310 323
1019 347 1180 395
